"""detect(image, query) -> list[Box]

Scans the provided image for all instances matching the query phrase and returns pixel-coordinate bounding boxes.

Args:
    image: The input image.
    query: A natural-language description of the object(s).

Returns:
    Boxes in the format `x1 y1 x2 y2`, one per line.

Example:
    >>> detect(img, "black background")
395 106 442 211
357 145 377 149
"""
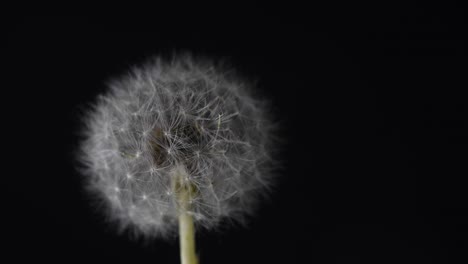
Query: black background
6 6 467 263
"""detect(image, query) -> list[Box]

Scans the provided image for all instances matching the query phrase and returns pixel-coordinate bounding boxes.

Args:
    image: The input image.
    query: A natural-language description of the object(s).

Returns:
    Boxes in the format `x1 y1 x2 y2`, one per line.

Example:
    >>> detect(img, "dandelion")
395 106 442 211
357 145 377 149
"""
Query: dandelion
79 54 278 264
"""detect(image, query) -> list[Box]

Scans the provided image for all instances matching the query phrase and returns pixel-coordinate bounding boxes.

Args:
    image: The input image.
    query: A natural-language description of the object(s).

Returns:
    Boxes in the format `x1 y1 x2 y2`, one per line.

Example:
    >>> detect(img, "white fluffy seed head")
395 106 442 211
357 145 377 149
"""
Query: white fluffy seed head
79 54 278 238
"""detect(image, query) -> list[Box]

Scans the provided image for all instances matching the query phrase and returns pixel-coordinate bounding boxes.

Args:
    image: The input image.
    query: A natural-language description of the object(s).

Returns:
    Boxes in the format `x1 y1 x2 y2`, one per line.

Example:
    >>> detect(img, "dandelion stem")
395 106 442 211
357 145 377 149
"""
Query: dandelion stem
179 200 198 264
173 165 198 264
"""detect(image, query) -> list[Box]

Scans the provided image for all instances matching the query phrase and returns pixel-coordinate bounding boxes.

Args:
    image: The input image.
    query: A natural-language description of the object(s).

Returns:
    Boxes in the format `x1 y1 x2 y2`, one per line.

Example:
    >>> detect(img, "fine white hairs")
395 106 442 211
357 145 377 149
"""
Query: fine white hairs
80 54 278 238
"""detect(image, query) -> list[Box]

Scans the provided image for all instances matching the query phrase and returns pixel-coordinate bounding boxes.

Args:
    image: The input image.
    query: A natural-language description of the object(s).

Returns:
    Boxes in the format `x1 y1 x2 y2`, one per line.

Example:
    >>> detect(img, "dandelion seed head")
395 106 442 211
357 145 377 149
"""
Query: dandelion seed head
80 54 279 238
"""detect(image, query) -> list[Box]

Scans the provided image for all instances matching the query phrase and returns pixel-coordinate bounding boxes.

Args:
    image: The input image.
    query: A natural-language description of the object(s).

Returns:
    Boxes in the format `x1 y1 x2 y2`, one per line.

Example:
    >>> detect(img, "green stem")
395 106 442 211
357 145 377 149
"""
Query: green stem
179 195 198 264
173 165 199 264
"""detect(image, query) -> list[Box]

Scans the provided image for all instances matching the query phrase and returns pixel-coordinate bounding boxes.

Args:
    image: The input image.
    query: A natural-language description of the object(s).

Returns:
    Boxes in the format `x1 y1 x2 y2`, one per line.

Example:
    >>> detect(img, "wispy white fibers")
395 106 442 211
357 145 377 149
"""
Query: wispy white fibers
80 54 278 238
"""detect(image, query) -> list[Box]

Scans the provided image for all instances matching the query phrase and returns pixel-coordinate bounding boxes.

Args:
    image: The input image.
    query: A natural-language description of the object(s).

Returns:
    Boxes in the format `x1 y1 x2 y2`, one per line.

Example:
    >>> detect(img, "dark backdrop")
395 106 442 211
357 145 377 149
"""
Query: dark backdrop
5 7 467 263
